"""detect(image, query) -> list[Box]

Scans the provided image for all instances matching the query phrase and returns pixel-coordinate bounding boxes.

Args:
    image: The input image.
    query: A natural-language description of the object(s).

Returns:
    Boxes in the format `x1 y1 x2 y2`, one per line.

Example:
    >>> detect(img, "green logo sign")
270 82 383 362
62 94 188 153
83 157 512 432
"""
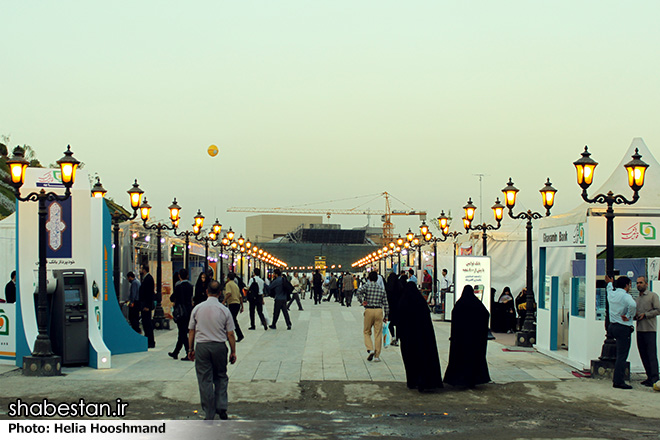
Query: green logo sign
640 222 656 240
0 309 9 336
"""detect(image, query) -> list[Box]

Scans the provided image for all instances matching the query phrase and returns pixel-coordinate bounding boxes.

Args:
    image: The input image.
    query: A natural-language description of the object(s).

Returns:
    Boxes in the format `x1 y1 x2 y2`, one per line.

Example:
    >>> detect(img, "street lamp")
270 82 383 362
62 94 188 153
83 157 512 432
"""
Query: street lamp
140 196 182 329
420 217 463 315
462 198 505 256
7 145 80 376
574 146 648 371
502 177 557 347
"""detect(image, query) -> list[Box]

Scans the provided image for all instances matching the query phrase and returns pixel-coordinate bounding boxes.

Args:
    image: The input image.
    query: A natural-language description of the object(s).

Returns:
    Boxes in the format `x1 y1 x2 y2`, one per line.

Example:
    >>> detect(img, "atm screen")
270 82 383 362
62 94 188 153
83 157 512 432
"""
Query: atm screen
64 288 81 303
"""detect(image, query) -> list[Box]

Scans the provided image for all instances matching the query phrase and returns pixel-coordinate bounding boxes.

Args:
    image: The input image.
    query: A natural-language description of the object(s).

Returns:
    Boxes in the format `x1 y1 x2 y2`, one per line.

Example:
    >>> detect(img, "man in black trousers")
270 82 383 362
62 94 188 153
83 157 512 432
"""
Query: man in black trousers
139 263 156 348
169 268 194 360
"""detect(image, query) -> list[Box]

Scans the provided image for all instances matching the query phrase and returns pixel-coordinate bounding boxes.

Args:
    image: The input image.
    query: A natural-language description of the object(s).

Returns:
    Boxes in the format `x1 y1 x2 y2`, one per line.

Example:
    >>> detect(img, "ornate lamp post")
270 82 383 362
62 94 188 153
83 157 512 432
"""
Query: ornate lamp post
7 145 80 376
194 217 220 276
462 198 505 256
139 196 182 329
91 178 142 300
172 209 204 271
574 146 648 372
502 177 557 347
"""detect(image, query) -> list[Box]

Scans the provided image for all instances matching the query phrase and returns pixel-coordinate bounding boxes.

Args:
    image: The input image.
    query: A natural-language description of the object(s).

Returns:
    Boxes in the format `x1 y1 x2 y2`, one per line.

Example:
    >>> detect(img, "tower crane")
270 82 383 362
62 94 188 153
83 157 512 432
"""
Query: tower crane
228 192 426 243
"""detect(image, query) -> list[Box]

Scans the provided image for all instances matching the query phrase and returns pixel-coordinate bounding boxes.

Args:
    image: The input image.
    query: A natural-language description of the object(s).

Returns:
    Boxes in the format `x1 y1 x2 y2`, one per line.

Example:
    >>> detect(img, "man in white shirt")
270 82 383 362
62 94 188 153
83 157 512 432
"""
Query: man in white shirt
188 280 237 419
605 275 636 389
287 273 304 311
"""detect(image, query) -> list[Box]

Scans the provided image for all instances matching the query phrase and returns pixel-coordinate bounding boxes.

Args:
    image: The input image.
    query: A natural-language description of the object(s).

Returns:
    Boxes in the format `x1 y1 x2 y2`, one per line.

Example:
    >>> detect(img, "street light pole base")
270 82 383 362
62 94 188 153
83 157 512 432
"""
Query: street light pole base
515 330 536 347
152 305 170 330
22 355 62 376
590 359 630 381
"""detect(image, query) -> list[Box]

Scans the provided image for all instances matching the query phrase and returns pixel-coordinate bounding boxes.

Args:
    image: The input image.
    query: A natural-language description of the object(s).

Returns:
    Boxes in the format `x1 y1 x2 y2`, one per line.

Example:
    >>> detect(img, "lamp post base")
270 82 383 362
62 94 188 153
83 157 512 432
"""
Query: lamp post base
515 330 536 347
22 355 62 376
152 305 170 330
590 359 630 381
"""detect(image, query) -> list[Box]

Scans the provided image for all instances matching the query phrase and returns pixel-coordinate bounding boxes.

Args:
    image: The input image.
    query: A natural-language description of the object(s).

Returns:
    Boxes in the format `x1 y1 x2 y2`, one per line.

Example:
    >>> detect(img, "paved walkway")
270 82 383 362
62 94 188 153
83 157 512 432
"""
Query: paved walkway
4 297 573 385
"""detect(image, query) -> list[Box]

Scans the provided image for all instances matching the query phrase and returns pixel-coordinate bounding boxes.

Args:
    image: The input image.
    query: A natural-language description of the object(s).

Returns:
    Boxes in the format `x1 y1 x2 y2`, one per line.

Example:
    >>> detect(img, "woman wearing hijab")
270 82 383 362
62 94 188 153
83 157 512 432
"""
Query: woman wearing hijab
193 272 209 307
444 284 491 388
385 273 402 346
496 286 516 333
397 280 443 392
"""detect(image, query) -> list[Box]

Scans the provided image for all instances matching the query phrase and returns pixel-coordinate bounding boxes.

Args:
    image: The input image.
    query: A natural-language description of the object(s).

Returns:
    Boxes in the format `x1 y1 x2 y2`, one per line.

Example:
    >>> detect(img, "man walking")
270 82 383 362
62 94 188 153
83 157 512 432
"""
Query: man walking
247 268 268 331
188 280 237 420
223 272 244 343
356 271 389 362
287 273 304 311
342 272 354 307
313 270 323 305
605 275 636 389
269 269 292 330
169 268 194 360
126 272 141 333
139 264 156 348
634 276 660 387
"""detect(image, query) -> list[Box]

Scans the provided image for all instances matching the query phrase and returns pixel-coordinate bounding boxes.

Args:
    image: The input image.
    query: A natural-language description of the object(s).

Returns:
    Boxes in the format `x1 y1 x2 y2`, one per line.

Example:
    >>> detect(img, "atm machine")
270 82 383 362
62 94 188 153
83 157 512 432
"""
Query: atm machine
49 269 89 366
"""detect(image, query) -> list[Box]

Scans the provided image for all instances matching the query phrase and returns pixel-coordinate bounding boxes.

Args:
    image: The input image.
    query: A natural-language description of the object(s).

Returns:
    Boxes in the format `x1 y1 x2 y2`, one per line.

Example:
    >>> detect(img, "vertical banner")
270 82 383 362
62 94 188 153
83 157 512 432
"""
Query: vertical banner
45 198 72 259
455 256 491 312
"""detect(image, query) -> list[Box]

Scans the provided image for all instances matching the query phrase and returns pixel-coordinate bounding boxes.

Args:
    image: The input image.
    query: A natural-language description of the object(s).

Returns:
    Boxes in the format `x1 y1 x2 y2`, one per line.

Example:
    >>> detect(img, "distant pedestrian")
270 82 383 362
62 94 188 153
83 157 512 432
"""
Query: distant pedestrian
247 268 268 331
342 272 355 307
269 269 292 330
634 276 659 387
605 275 636 389
223 272 244 343
444 285 490 388
188 280 237 420
139 263 156 348
313 270 323 305
324 273 338 302
407 268 417 284
126 271 141 333
356 271 389 362
287 273 304 311
169 268 194 360
194 272 209 307
422 270 432 303
398 281 443 392
300 274 309 300
4 271 16 303
439 269 450 311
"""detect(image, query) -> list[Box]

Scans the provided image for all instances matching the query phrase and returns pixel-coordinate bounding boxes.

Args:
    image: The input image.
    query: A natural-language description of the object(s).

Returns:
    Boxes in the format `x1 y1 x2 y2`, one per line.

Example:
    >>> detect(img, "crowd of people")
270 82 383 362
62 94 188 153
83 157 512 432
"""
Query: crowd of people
124 265 494 420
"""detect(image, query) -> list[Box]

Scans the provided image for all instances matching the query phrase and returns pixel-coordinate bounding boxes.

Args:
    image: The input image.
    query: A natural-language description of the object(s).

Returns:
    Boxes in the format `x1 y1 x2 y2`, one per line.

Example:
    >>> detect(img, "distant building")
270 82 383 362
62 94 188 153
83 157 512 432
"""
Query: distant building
247 215 324 244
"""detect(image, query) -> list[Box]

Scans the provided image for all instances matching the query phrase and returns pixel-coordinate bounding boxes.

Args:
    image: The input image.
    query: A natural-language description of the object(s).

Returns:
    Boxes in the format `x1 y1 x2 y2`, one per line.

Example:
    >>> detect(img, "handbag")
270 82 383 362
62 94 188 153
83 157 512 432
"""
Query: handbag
172 303 186 323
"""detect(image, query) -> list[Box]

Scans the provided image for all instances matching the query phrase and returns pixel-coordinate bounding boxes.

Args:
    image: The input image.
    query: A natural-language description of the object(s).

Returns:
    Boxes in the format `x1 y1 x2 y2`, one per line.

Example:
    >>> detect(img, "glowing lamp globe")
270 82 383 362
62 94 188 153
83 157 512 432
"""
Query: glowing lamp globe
208 145 219 157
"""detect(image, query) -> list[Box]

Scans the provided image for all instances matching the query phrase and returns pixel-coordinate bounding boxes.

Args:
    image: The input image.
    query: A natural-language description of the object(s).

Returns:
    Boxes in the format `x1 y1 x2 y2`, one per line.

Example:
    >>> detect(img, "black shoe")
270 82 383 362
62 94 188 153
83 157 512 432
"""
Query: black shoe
218 410 228 420
287 326 292 330
148 343 156 349
367 352 374 362
248 326 256 330
168 352 177 359
298 308 304 311
641 380 653 387
269 325 276 330
181 356 191 361
264 325 268 331
613 383 633 389
236 336 244 343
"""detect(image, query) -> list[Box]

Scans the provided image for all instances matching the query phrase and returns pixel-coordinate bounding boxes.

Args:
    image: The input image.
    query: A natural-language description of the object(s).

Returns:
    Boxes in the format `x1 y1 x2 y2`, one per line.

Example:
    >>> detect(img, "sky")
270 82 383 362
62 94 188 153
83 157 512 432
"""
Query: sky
3 1 660 238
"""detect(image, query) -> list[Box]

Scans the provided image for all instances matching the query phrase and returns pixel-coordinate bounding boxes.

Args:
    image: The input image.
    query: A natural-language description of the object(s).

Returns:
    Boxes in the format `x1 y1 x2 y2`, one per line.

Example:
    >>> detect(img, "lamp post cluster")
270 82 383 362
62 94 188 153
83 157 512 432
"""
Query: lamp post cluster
573 146 648 371
7 145 80 376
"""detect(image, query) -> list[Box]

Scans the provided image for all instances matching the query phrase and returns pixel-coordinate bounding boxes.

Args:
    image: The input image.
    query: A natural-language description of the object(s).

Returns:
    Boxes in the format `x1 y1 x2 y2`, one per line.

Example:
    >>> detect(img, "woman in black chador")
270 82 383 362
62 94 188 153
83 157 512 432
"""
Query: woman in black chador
443 284 491 388
397 280 443 392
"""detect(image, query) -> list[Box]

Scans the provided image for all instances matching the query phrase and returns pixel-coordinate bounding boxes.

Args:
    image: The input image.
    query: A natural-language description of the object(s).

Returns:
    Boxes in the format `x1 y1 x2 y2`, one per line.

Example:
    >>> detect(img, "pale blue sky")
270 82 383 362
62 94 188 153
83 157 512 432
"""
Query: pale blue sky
3 1 660 235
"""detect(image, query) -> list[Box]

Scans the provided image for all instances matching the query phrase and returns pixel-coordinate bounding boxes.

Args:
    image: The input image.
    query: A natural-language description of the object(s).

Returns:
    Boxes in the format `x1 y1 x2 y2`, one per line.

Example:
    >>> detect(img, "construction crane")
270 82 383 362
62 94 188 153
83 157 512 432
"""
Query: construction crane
228 192 426 243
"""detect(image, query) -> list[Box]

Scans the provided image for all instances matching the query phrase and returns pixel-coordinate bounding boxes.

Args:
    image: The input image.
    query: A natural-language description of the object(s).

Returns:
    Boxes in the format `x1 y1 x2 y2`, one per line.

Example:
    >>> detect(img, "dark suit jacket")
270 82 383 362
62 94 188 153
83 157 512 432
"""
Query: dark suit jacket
5 281 16 304
139 273 155 310
170 280 193 315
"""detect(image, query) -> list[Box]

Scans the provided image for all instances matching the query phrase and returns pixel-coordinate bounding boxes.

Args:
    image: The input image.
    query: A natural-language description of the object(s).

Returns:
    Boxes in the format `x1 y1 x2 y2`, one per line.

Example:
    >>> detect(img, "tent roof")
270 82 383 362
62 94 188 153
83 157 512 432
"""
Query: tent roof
540 137 660 228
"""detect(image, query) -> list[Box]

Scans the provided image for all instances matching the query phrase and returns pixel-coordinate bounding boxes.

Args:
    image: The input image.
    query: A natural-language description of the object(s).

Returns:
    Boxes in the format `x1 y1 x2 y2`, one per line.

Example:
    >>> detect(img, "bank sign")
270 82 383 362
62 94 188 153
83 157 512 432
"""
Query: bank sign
615 218 659 245
540 223 585 247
